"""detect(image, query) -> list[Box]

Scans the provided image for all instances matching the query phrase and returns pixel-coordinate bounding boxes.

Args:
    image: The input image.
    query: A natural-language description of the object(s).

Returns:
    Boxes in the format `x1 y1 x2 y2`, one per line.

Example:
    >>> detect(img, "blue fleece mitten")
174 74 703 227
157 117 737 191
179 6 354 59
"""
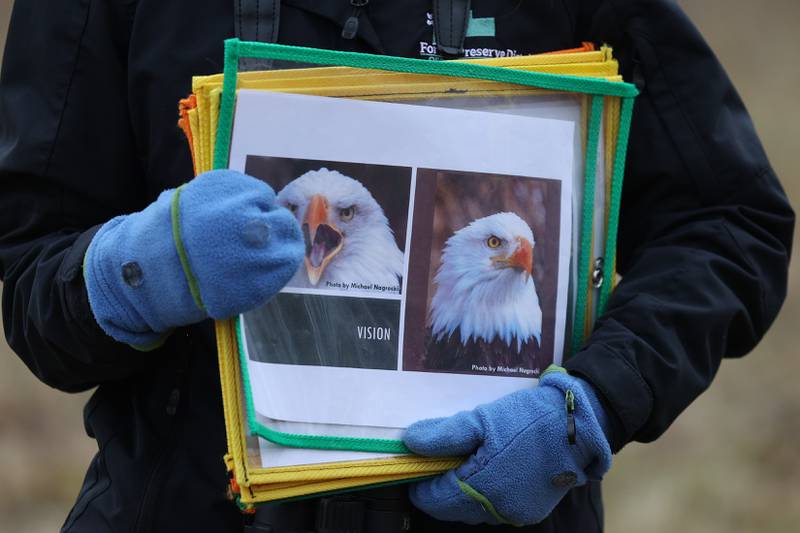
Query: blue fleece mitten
84 170 303 347
403 367 612 526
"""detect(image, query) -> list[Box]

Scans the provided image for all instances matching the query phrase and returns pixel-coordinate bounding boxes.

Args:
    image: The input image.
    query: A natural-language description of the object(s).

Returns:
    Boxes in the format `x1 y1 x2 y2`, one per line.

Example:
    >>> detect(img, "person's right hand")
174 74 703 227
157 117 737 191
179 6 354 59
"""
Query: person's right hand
84 170 303 348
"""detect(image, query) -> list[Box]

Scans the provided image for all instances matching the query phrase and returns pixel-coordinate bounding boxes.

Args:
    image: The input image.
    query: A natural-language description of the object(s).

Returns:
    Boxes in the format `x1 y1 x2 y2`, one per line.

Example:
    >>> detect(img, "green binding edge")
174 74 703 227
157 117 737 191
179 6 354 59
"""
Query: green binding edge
597 96 635 314
570 95 604 356
215 39 638 453
213 39 638 171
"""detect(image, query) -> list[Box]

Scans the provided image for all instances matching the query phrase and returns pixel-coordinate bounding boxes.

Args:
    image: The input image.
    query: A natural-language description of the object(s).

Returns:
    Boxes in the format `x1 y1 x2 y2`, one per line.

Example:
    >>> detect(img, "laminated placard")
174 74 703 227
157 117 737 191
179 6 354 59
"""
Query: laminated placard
179 40 637 507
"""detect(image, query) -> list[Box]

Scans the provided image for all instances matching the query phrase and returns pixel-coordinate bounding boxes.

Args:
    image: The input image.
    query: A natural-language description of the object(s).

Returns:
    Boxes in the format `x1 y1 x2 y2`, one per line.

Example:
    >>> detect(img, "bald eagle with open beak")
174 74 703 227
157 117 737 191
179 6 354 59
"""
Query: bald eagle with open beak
424 212 544 373
276 168 404 292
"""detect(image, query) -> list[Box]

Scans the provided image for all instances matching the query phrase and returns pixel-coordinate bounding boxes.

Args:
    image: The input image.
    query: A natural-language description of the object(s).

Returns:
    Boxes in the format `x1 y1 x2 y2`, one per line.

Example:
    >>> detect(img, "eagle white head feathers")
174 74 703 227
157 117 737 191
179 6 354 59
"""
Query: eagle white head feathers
276 168 404 290
430 212 542 352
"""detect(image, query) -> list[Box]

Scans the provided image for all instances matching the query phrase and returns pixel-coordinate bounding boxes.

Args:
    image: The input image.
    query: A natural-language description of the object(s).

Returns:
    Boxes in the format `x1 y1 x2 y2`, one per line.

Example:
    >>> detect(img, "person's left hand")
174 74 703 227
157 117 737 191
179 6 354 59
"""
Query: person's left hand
403 367 612 526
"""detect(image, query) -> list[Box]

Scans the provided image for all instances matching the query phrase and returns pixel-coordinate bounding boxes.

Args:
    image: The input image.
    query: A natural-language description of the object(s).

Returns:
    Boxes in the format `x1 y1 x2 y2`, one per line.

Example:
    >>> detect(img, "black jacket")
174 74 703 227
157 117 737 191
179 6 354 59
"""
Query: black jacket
0 1 793 532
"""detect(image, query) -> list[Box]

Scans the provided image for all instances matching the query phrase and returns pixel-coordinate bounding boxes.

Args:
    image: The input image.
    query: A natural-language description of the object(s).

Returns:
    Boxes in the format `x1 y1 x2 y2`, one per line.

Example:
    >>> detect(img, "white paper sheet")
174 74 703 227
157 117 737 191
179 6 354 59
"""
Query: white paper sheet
229 90 574 432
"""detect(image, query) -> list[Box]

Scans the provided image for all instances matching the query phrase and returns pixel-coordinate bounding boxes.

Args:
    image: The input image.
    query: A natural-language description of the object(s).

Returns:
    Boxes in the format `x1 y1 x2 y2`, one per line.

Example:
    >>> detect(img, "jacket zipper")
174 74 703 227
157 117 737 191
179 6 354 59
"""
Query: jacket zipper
133 446 175 533
133 337 190 533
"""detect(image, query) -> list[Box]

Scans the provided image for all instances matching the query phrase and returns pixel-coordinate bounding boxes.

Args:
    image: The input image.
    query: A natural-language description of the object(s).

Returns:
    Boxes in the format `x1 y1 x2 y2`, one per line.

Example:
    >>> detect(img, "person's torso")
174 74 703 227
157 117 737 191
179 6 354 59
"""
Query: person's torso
66 2 599 532
129 0 581 201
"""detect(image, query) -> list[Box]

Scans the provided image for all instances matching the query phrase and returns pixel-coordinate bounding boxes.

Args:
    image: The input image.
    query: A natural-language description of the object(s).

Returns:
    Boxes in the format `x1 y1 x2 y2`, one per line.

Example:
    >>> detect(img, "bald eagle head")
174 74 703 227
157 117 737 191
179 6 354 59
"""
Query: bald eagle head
276 168 403 290
430 212 542 351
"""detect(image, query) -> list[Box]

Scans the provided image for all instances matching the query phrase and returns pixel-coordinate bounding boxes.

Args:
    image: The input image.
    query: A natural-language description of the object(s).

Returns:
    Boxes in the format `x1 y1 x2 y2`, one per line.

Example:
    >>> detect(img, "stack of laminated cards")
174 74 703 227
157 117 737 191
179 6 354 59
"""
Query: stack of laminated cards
178 40 637 510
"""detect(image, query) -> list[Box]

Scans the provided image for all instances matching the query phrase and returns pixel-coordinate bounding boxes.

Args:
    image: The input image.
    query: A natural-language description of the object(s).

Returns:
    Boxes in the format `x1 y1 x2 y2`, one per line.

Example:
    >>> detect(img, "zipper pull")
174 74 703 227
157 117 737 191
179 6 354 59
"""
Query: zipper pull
342 0 369 40
592 257 605 289
565 389 577 445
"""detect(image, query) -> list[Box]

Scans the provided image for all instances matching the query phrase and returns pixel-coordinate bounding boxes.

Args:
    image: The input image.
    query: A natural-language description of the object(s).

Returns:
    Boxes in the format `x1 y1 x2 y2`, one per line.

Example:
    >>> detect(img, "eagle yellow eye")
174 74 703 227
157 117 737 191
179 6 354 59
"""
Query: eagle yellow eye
486 235 502 249
339 206 355 222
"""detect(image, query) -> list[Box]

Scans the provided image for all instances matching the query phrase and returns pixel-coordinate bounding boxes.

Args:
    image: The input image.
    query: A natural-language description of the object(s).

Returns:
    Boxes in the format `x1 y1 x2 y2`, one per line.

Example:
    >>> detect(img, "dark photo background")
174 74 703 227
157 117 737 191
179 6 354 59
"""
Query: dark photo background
241 156 412 370
244 294 400 370
403 169 561 373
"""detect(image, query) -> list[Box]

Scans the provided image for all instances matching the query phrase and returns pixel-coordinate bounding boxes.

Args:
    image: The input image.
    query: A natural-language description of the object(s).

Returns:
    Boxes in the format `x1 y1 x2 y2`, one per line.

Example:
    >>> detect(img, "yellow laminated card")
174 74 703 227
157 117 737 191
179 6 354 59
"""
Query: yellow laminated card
179 40 636 509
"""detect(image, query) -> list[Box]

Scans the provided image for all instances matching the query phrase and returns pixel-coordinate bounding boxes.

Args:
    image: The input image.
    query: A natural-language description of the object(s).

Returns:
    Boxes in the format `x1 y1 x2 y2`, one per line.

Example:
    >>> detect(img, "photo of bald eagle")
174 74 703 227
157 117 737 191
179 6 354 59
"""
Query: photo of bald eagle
423 212 543 372
276 168 404 292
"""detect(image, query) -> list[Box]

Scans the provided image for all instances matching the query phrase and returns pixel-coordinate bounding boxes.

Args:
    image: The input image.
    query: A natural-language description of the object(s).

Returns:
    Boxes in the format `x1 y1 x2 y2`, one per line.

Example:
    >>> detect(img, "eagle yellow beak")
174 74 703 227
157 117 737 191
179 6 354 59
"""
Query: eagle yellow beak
302 194 344 286
508 237 534 275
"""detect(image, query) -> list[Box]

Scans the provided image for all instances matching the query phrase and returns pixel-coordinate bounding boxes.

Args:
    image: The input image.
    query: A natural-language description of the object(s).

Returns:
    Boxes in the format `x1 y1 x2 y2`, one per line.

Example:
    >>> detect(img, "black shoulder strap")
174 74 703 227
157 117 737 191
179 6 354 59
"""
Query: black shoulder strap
233 0 471 62
433 0 471 58
234 0 281 43
234 0 282 69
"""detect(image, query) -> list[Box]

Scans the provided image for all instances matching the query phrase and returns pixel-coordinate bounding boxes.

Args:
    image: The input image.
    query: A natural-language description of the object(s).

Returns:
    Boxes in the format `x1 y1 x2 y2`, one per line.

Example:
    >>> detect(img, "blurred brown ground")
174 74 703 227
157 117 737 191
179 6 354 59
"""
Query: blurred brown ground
0 1 798 531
